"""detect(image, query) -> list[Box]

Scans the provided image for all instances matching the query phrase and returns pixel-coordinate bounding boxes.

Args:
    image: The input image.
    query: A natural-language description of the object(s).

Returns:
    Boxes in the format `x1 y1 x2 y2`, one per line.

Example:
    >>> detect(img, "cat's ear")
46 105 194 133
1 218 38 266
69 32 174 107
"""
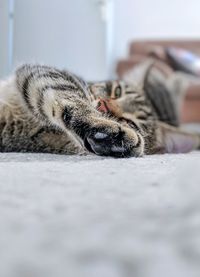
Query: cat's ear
123 59 154 88
156 123 200 154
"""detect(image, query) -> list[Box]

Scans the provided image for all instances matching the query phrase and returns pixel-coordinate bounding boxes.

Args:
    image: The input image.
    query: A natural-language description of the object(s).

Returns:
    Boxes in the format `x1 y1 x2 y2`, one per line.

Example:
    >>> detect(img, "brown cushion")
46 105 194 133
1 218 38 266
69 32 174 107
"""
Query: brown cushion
129 40 200 56
116 57 173 79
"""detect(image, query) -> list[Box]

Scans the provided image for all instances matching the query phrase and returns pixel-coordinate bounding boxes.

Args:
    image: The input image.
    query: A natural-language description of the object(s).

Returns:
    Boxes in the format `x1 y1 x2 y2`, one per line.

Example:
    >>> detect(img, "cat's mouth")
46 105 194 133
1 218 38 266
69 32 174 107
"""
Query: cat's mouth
96 98 140 132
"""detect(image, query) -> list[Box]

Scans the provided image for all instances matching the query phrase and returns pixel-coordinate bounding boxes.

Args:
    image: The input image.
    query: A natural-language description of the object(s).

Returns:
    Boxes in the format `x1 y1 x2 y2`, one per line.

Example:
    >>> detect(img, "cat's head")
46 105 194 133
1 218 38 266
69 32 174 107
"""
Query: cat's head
88 61 154 123
88 79 151 127
88 62 199 155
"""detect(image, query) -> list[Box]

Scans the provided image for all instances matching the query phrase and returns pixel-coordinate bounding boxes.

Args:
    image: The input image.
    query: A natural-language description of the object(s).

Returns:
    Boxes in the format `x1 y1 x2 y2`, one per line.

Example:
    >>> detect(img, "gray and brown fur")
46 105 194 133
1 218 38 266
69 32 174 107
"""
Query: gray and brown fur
0 63 199 158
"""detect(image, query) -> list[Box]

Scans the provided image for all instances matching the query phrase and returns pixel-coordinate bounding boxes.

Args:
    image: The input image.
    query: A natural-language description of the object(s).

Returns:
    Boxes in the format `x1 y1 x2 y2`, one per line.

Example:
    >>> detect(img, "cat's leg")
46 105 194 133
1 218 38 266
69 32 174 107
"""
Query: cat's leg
15 64 144 157
155 122 200 154
123 60 199 126
148 69 200 125
29 127 85 155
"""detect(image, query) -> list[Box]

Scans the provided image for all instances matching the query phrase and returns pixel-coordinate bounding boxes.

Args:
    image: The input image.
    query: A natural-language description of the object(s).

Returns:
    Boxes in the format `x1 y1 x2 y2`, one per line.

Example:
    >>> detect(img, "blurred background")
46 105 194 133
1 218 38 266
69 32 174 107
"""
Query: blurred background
1 0 200 81
1 2 200 277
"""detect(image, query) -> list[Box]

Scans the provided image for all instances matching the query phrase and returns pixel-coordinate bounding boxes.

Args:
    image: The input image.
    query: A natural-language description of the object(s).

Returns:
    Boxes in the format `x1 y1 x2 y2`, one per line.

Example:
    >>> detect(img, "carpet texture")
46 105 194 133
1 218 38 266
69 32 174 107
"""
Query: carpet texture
0 152 200 277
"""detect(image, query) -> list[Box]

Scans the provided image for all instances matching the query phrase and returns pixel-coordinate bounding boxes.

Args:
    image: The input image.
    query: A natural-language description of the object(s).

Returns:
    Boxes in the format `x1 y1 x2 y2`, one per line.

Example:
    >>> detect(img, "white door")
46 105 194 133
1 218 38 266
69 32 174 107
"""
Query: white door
12 0 114 81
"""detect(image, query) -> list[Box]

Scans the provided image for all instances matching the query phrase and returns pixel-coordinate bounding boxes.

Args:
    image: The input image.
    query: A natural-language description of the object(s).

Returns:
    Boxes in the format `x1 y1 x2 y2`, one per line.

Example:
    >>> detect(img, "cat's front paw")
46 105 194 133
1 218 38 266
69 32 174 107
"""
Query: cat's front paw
84 126 144 158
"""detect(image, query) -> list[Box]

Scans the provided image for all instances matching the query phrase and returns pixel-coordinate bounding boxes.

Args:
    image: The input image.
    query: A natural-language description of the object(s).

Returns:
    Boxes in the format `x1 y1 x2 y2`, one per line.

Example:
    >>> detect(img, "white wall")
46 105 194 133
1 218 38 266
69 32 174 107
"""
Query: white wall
0 0 9 77
113 0 200 60
3 0 200 80
13 0 112 81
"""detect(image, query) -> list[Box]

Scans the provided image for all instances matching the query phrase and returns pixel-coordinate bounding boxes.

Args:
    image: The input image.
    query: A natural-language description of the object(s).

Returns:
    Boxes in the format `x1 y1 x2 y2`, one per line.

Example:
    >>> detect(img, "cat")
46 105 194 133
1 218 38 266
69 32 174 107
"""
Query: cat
0 63 199 158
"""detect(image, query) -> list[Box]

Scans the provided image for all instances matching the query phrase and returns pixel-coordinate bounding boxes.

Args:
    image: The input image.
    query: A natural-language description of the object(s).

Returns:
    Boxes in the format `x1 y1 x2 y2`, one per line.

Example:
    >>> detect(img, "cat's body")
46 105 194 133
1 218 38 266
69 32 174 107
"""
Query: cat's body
0 64 199 157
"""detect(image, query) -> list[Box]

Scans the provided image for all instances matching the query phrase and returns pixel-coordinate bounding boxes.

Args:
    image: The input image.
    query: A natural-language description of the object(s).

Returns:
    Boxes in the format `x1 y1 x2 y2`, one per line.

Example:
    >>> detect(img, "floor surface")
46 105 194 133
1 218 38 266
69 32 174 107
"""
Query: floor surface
0 152 200 277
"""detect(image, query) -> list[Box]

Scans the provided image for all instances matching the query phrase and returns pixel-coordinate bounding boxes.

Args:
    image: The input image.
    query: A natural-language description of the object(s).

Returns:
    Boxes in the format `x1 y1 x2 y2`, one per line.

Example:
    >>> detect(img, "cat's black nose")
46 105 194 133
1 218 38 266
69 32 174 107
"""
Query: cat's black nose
84 129 132 158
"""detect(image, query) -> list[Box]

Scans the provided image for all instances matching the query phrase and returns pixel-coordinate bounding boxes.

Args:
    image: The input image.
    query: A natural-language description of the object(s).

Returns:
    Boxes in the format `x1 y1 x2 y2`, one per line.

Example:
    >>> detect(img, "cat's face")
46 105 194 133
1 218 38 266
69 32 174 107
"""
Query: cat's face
89 80 152 124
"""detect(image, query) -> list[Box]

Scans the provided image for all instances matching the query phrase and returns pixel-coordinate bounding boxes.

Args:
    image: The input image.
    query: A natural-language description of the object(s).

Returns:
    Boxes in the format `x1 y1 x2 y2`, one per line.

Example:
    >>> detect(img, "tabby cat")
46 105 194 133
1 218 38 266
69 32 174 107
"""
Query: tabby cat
0 63 199 158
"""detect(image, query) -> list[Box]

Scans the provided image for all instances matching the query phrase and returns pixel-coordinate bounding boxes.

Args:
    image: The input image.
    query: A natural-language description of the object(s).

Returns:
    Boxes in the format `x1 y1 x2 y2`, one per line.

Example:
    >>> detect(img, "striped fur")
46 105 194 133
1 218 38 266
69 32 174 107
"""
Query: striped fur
0 64 199 157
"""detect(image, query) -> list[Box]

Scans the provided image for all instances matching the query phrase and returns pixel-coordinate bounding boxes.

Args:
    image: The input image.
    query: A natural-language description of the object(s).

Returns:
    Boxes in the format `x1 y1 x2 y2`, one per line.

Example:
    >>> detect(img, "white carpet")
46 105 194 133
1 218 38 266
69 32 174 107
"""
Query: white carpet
0 152 200 277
